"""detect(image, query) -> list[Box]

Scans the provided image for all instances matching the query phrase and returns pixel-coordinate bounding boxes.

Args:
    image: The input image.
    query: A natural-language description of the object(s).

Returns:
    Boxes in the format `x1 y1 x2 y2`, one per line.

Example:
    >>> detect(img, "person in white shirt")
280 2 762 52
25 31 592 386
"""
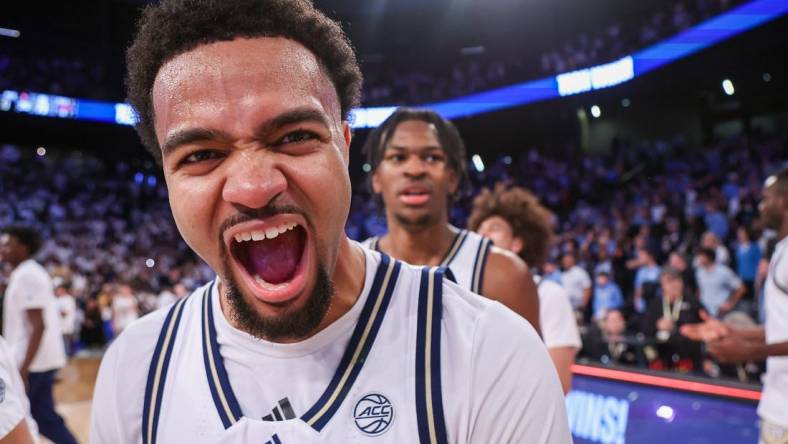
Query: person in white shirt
0 226 76 444
0 335 38 444
54 284 77 356
111 283 139 336
561 252 593 313
90 1 571 442
682 167 788 444
468 183 581 393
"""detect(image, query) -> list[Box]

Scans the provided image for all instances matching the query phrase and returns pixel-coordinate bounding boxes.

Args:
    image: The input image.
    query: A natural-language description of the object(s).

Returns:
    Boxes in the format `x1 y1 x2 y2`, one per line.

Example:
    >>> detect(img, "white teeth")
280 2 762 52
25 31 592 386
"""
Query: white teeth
233 223 300 243
253 273 288 290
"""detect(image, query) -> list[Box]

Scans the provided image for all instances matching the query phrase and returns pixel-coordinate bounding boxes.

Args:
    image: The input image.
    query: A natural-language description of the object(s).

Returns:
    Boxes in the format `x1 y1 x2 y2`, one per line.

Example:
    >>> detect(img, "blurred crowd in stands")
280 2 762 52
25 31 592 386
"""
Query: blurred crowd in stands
1 128 784 384
361 0 737 105
1 0 738 106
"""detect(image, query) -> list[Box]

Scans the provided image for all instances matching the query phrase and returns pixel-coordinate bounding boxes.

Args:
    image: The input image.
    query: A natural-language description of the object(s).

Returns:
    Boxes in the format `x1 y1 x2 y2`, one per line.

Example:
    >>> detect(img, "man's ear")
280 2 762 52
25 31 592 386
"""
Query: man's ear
447 169 460 195
341 121 352 164
371 168 382 194
511 237 524 255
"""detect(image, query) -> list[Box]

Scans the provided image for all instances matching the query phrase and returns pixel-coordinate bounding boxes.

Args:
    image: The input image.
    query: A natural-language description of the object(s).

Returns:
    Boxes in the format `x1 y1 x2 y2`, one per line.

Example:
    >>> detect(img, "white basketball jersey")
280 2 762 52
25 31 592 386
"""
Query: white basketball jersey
758 237 788 428
140 254 448 443
91 247 571 444
362 229 492 294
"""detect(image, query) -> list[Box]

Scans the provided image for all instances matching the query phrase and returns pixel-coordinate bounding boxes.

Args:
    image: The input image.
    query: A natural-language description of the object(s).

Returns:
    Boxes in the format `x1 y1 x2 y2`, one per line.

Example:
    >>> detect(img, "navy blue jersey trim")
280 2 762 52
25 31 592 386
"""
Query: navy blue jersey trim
142 295 189 444
440 230 468 268
415 268 449 444
302 254 400 431
202 281 244 428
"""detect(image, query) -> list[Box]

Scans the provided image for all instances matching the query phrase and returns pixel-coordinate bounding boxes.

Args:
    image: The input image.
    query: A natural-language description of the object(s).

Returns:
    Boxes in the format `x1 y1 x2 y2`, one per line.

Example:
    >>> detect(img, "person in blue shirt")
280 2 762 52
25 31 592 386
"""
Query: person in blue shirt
735 226 761 315
633 248 661 312
592 270 624 321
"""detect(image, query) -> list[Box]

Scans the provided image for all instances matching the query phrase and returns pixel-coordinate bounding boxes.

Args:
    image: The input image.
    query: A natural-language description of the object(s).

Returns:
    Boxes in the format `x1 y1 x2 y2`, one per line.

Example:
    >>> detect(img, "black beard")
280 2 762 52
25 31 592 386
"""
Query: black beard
222 265 334 341
394 212 432 230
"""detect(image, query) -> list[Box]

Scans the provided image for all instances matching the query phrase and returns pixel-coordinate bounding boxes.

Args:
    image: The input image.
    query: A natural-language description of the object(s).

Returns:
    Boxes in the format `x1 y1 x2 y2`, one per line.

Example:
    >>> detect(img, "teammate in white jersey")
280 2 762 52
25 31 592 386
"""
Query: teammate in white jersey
0 226 75 444
361 108 540 331
90 1 570 442
0 335 38 444
468 183 581 393
682 167 788 443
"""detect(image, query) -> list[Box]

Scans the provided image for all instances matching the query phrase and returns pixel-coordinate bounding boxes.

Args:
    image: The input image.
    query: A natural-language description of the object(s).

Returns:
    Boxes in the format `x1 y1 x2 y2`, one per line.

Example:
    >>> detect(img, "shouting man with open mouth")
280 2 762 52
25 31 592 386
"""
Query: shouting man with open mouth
89 1 570 443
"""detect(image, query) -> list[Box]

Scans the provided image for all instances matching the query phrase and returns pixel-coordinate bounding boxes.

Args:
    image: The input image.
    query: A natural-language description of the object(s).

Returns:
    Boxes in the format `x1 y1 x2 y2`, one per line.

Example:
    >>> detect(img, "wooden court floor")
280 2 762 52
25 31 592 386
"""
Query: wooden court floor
50 356 101 444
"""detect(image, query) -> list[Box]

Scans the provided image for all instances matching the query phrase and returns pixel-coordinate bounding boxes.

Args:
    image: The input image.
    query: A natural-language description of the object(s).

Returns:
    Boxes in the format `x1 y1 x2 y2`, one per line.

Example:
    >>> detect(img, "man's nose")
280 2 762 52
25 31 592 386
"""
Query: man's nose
221 152 287 211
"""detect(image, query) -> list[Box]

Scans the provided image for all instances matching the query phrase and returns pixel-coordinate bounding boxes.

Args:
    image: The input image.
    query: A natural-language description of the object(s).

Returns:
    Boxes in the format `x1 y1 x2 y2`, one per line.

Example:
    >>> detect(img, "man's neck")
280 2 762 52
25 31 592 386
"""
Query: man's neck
380 215 457 267
778 217 788 243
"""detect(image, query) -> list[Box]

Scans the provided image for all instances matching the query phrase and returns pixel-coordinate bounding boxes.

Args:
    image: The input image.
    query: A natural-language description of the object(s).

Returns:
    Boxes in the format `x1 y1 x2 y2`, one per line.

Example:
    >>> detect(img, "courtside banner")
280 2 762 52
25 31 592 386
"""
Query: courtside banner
568 365 760 444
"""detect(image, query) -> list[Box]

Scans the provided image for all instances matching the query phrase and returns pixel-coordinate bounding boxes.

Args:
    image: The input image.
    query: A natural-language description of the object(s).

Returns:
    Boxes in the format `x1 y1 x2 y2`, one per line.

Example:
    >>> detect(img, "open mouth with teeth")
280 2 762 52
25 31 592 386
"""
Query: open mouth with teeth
228 220 309 304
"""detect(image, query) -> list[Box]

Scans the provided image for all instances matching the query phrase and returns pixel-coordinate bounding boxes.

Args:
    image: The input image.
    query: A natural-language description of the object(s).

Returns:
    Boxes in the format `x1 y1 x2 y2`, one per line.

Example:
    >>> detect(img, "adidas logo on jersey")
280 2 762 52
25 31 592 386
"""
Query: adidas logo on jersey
263 433 283 444
262 397 296 422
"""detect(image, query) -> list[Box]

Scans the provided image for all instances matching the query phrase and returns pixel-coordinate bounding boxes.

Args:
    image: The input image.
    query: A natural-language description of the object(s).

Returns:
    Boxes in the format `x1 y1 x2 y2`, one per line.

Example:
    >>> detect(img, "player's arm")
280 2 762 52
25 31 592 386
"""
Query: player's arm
0 420 35 444
718 283 746 316
481 247 541 333
548 347 577 394
467 302 570 443
708 334 788 363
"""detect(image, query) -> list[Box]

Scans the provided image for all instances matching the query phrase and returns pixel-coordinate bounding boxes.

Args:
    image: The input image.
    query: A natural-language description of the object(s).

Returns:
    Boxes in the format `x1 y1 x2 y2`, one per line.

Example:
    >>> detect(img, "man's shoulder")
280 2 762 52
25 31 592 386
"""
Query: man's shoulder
10 259 50 282
105 291 200 367
482 244 530 282
439 276 541 348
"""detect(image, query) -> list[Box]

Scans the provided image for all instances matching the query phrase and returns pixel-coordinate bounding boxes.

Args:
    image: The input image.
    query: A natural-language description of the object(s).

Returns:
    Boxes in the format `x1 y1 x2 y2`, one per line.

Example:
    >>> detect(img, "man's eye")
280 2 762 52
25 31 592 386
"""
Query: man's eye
279 130 318 145
387 154 406 162
425 154 444 162
182 150 222 164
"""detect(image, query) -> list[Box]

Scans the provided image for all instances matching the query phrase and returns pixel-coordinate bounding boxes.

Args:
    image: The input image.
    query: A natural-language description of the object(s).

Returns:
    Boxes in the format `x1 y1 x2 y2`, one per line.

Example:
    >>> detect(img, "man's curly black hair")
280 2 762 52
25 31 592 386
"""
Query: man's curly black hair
1 225 43 257
126 0 363 162
467 183 554 268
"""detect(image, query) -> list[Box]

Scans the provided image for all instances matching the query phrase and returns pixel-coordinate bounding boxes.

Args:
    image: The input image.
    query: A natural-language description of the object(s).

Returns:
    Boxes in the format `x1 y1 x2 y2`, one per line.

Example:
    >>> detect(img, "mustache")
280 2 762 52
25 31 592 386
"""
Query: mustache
218 204 314 243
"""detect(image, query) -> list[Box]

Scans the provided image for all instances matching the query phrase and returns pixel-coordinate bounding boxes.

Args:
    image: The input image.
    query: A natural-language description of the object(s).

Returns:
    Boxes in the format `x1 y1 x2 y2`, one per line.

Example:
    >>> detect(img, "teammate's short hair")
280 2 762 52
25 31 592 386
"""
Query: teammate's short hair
467 183 554 268
126 0 363 162
765 165 788 195
1 224 43 257
363 107 469 195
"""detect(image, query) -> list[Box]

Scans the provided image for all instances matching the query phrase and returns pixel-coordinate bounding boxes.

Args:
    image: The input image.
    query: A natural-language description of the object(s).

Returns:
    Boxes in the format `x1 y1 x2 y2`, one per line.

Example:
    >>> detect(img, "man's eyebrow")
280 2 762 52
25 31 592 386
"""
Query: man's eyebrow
387 145 443 152
161 128 231 158
253 107 331 138
160 108 332 158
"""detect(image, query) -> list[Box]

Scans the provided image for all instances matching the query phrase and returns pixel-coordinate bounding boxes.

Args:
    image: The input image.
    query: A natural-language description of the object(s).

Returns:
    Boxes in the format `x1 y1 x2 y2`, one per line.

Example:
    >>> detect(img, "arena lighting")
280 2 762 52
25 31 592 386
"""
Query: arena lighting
762 72 772 82
36 146 46 156
590 105 601 118
471 154 485 172
0 0 785 127
655 405 675 422
362 163 372 173
0 27 20 38
556 56 634 97
722 78 735 95
145 258 155 268
621 98 631 107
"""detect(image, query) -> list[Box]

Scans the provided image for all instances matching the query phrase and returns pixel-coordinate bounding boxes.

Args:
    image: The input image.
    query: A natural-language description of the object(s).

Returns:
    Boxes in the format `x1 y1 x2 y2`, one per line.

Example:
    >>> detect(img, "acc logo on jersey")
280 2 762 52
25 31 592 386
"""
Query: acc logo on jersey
353 393 394 436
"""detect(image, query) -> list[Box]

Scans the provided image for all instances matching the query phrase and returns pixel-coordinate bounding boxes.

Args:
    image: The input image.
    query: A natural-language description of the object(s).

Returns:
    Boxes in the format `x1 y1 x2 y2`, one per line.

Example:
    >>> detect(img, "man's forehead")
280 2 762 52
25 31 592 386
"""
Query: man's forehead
388 120 442 148
151 37 341 139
